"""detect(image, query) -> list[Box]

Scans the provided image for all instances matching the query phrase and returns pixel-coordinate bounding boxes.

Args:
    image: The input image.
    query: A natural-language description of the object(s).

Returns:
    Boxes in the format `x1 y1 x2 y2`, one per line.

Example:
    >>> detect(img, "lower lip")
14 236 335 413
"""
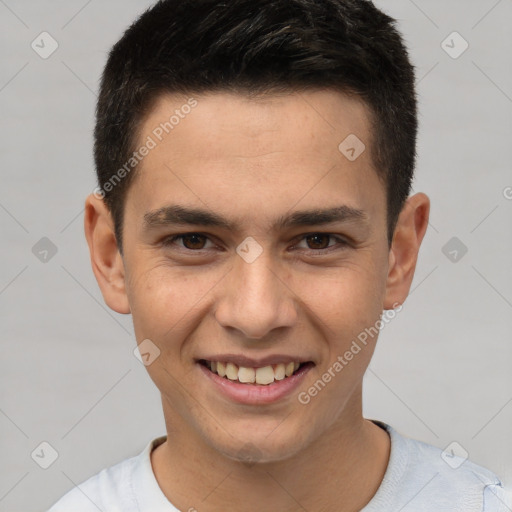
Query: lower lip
198 362 314 405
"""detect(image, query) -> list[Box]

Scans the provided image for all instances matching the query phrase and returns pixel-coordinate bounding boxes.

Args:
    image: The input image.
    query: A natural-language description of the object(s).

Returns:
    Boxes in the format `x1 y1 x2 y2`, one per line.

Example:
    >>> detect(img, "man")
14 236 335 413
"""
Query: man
48 0 509 510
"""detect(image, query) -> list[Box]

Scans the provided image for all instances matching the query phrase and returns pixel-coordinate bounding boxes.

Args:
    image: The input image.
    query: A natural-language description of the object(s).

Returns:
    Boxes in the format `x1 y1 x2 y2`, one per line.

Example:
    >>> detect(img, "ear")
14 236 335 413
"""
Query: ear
383 192 430 310
83 193 131 314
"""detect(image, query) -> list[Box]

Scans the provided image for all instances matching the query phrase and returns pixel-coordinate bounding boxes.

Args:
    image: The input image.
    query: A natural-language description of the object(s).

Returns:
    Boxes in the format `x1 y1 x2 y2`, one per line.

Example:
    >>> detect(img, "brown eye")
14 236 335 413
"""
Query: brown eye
162 233 212 250
181 234 207 250
294 233 348 253
305 234 331 250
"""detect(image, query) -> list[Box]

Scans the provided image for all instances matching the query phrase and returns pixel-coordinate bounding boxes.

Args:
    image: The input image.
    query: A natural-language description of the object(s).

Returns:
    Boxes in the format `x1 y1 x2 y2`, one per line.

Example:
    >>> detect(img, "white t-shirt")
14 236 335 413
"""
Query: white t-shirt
47 420 510 511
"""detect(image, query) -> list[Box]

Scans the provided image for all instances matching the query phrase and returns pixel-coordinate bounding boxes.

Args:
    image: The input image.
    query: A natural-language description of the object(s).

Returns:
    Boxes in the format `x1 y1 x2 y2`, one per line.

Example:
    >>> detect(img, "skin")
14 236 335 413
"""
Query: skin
84 90 430 511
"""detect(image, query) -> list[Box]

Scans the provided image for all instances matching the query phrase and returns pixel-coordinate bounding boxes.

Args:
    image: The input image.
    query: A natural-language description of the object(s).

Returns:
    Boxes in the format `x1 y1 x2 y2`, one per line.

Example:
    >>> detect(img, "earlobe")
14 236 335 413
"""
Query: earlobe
84 194 131 314
383 193 430 310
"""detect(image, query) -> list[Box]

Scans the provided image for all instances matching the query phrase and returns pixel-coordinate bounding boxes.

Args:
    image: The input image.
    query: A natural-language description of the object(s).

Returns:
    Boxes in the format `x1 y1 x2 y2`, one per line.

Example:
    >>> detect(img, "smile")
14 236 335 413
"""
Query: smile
200 359 306 385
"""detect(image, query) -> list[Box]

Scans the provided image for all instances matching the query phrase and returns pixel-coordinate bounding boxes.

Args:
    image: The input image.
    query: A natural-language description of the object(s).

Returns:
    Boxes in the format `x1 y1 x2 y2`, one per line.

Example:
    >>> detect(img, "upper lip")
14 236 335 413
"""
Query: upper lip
197 354 313 368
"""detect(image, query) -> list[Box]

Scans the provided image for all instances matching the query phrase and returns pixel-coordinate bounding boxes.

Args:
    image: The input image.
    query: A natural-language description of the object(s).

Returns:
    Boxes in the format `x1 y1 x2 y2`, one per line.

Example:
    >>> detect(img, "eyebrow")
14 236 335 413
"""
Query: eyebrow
143 204 370 232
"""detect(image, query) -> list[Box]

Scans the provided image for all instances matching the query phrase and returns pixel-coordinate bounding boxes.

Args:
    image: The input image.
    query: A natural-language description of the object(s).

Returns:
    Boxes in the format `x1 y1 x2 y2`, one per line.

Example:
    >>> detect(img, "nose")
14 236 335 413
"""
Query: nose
214 250 298 340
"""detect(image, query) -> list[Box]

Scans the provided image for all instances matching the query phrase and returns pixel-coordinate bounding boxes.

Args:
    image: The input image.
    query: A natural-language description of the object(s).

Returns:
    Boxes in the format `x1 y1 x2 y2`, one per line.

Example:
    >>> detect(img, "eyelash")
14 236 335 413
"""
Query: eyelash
161 232 349 254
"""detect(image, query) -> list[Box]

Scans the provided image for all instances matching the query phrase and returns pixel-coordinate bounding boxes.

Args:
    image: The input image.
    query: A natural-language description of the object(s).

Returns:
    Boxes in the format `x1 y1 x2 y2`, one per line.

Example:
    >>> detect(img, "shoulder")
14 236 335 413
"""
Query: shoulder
368 421 511 512
405 435 506 511
46 450 140 512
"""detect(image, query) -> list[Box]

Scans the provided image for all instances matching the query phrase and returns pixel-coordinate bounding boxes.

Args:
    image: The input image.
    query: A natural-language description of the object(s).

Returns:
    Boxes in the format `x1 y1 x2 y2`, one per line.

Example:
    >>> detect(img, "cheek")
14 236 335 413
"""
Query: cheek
295 260 385 332
125 262 218 341
294 265 387 381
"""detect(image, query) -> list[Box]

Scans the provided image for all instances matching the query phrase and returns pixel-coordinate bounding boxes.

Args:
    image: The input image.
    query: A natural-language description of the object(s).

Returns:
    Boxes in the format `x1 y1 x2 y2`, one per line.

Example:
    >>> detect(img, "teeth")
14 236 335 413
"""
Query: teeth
225 362 238 381
216 361 226 377
238 366 256 383
255 366 274 385
273 363 286 380
206 360 304 385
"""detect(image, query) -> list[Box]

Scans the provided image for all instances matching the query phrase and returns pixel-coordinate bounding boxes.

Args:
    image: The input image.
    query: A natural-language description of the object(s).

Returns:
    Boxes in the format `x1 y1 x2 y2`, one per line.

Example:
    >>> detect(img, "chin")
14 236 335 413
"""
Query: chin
209 424 311 465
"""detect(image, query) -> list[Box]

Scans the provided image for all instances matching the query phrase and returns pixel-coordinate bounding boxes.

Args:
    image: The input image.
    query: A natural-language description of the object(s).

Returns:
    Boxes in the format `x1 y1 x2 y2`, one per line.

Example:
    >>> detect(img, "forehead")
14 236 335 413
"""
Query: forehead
142 89 372 159
125 89 385 233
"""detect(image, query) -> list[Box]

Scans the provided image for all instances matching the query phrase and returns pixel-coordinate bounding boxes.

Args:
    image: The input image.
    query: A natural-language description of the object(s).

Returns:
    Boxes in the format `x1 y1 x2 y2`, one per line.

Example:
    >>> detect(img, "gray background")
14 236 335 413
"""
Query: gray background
0 0 511 510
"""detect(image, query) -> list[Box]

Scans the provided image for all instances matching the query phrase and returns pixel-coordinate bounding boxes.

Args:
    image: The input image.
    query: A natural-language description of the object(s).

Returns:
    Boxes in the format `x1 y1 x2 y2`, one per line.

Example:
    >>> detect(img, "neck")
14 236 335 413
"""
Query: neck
151 390 390 512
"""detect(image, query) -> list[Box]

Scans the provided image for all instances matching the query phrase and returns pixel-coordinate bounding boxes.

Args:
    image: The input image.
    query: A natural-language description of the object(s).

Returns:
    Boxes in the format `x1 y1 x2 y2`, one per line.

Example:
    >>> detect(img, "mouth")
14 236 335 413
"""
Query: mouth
198 359 312 386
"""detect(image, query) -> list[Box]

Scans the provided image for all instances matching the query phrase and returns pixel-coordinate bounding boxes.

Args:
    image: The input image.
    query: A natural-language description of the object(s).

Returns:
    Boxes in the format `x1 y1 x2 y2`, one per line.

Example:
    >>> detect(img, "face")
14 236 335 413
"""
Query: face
89 90 423 464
